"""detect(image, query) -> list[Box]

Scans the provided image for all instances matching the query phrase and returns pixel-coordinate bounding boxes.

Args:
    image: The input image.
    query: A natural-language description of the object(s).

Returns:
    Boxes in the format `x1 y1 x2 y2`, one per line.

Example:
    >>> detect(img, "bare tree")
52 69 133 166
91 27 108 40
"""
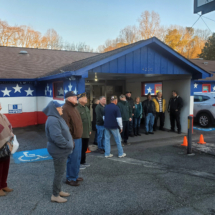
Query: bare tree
138 11 161 40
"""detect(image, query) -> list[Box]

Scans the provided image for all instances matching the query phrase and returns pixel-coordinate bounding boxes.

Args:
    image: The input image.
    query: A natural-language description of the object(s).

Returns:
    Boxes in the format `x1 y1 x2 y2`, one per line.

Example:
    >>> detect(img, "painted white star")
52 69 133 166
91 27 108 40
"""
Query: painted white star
194 83 198 88
58 88 64 95
45 89 47 96
25 87 34 96
147 87 152 93
1 87 11 97
49 89 52 96
13 84 22 93
73 87 78 95
68 83 73 91
47 84 49 90
213 86 215 91
64 88 68 94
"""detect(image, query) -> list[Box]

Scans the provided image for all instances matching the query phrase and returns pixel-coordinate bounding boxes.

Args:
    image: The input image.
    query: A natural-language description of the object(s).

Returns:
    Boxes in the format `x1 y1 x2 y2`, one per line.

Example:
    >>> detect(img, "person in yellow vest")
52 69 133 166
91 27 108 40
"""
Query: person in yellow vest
153 92 166 131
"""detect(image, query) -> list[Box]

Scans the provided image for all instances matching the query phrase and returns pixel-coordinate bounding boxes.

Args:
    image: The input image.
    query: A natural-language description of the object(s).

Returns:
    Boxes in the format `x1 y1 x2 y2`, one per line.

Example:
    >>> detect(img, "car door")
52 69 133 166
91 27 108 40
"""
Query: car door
194 95 211 117
194 95 203 117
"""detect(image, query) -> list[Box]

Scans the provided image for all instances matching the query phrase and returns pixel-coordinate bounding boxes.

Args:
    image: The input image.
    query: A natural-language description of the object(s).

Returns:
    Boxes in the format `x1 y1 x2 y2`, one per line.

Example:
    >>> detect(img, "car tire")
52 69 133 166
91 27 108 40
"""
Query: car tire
198 113 211 127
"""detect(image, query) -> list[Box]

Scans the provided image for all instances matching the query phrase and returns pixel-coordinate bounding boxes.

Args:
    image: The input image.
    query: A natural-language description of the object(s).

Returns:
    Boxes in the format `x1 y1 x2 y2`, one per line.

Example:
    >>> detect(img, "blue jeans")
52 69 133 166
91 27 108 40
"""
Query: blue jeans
66 138 82 182
134 117 141 128
96 125 105 150
104 128 124 157
145 113 154 133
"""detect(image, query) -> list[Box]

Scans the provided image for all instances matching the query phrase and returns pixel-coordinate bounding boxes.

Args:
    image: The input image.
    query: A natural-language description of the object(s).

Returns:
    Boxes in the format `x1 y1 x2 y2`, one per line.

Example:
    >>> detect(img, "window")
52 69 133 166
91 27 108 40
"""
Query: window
202 96 210 101
194 95 210 102
141 82 162 96
202 84 211 92
53 82 64 100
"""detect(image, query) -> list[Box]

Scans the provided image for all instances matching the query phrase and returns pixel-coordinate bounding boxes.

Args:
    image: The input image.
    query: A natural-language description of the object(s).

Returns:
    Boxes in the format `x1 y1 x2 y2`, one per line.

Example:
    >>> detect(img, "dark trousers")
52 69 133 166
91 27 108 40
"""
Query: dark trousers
0 157 10 190
128 117 134 135
81 138 89 164
94 129 97 144
53 157 67 197
121 121 129 143
154 112 165 130
170 111 181 132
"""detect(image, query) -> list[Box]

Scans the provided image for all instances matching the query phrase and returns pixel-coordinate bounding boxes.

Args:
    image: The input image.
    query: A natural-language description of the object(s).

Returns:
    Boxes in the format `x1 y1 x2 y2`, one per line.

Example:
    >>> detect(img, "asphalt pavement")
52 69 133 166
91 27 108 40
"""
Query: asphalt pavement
1 125 215 215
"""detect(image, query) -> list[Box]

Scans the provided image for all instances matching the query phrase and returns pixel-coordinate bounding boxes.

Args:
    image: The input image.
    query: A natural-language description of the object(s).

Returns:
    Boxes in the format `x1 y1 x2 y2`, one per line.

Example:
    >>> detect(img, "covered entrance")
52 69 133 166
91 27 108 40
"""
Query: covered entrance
54 37 211 133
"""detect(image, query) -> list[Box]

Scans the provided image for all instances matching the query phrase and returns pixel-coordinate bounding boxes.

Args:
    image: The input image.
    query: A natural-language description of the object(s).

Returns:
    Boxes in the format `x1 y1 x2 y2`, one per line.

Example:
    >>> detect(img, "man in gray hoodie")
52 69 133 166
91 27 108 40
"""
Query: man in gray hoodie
43 101 74 203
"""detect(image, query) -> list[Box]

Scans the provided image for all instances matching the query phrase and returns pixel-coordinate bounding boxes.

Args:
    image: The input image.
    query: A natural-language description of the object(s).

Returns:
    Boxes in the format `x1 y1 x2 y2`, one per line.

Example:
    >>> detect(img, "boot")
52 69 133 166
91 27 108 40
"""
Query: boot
59 191 70 197
3 187 13 192
137 127 141 136
0 189 6 196
51 195 67 203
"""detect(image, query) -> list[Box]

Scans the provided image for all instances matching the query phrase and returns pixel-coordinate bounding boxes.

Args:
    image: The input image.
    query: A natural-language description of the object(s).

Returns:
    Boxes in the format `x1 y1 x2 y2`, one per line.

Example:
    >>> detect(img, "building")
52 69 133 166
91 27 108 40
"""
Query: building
190 59 215 93
0 37 211 132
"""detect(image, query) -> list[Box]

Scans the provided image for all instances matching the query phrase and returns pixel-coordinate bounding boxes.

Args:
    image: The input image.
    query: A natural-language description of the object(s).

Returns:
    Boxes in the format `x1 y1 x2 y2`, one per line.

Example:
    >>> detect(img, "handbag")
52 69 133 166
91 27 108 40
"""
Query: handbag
0 143 11 158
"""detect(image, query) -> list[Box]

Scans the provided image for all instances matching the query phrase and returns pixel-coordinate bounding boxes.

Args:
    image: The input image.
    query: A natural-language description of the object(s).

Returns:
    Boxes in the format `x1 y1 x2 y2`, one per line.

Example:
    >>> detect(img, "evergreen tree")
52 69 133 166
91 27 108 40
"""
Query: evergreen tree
199 33 215 60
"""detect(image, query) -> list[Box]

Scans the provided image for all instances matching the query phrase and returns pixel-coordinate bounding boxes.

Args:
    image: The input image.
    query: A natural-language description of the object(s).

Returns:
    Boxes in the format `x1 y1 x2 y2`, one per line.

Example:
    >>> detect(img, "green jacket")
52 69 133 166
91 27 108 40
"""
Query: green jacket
117 100 132 121
76 103 92 138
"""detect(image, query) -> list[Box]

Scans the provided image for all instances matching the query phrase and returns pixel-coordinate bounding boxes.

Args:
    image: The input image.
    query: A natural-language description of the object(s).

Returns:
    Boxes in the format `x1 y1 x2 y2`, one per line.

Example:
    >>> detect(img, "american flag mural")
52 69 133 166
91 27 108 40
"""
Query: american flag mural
0 78 84 128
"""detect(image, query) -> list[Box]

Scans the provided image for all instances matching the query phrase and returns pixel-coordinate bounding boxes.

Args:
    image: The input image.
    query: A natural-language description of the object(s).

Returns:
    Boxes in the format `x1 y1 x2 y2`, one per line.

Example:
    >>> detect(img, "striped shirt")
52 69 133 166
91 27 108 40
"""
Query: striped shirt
158 98 163 112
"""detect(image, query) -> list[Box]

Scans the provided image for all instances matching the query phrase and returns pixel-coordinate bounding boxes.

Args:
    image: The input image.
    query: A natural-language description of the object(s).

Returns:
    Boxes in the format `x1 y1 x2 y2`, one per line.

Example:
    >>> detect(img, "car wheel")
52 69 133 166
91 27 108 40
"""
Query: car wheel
198 113 211 127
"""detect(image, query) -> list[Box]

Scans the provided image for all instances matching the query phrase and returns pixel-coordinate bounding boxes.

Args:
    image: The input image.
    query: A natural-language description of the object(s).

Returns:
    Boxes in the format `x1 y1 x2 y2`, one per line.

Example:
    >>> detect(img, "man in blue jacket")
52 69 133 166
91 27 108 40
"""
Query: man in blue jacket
103 95 126 158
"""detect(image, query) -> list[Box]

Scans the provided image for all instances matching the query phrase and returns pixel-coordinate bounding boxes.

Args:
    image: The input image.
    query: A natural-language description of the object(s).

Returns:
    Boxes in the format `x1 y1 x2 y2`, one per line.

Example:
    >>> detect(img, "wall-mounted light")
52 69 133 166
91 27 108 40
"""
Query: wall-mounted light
94 72 98 82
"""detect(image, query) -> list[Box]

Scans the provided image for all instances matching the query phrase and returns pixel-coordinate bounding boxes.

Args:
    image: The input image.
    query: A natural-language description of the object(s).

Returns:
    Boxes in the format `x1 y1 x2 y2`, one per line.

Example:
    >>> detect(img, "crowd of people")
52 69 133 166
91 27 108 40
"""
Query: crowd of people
0 89 183 203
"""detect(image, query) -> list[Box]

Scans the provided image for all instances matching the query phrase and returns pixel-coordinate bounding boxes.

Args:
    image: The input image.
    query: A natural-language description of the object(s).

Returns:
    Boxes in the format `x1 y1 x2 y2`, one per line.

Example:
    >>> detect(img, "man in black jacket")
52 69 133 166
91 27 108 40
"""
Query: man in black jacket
142 94 156 135
95 96 106 153
126 91 135 137
117 95 132 145
168 90 183 134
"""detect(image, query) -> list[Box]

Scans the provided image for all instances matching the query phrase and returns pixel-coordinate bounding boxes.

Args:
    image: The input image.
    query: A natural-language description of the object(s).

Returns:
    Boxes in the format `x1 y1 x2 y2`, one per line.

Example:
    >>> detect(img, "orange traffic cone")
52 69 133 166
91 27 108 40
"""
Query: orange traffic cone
181 136 188 147
198 134 206 144
86 148 91 153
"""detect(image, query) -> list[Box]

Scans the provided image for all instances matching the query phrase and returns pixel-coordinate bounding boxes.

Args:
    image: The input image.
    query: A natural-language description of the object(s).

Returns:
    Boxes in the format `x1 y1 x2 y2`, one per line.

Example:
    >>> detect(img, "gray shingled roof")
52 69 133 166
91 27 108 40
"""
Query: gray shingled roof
190 59 215 81
0 46 99 79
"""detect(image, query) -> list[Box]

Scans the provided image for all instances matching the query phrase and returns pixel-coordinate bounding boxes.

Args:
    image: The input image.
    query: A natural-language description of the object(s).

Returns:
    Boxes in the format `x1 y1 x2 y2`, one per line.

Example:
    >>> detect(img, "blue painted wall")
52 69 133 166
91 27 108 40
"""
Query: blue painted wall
89 46 190 76
193 81 215 93
0 77 86 98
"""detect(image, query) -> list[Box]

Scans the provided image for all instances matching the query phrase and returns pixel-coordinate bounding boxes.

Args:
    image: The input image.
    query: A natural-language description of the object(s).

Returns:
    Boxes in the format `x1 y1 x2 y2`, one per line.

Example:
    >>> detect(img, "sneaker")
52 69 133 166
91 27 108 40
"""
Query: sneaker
145 132 149 135
105 154 113 158
118 153 126 158
80 165 86 170
82 163 90 167
149 132 154 134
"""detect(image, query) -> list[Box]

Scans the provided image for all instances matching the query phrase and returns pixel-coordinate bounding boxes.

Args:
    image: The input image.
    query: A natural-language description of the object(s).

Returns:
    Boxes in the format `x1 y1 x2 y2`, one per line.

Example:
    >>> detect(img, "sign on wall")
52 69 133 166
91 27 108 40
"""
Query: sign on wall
8 104 22 114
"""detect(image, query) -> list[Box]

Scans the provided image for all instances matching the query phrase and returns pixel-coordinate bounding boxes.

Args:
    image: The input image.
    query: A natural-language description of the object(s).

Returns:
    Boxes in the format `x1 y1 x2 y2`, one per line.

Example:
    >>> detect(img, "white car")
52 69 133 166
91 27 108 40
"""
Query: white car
194 92 215 127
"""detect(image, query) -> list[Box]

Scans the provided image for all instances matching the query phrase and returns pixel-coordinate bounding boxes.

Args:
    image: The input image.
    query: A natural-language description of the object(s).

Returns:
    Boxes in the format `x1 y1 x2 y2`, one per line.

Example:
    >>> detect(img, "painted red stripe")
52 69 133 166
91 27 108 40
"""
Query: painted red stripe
4 112 47 128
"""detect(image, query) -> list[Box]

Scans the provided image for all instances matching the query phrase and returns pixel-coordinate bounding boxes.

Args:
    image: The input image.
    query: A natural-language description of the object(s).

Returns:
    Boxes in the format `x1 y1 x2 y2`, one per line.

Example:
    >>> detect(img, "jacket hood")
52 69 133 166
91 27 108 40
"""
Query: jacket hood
119 100 127 104
43 101 61 118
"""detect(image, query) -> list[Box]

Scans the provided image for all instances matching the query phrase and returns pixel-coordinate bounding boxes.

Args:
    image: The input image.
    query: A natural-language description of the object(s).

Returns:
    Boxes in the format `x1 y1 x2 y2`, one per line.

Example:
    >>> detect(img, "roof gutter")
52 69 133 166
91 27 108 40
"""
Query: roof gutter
36 71 78 81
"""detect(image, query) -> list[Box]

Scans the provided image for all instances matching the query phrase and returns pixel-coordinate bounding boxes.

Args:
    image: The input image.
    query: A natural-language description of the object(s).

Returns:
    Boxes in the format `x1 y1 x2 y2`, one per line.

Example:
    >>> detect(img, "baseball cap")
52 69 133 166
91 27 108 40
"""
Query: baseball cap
65 91 77 99
110 95 118 101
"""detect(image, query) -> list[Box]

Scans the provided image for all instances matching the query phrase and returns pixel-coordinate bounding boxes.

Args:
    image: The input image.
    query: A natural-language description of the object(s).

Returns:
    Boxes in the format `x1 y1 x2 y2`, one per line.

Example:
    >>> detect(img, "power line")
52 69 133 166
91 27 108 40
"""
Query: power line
202 16 215 23
200 16 213 33
191 15 202 28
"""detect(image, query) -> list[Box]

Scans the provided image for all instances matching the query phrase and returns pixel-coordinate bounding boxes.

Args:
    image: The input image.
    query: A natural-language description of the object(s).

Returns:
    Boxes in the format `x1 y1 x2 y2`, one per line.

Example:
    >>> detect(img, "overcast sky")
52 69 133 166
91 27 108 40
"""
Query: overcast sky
1 0 215 50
